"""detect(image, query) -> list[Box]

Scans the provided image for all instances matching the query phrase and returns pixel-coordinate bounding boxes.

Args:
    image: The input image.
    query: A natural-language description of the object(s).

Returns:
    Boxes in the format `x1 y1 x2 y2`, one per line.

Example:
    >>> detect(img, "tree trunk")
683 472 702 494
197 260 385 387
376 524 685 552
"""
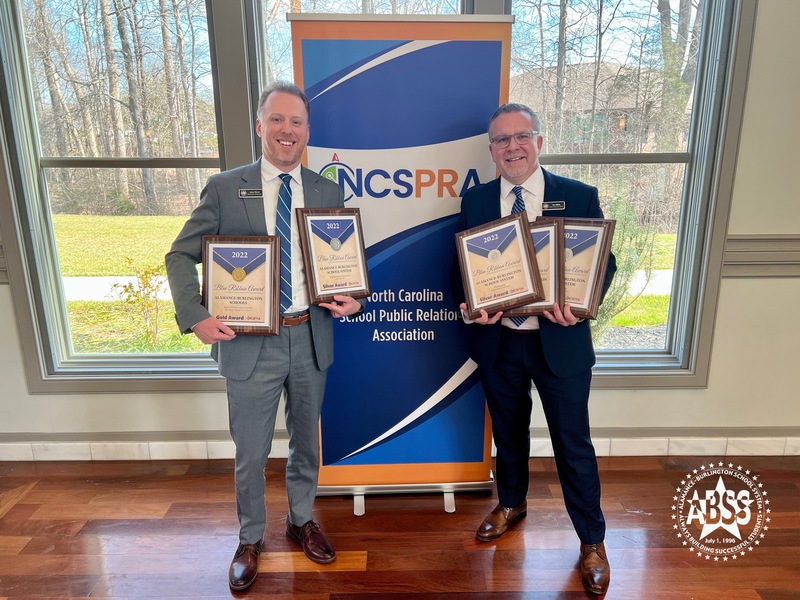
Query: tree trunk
554 0 568 152
159 0 188 198
33 0 70 158
100 0 130 198
114 0 158 213
174 0 201 201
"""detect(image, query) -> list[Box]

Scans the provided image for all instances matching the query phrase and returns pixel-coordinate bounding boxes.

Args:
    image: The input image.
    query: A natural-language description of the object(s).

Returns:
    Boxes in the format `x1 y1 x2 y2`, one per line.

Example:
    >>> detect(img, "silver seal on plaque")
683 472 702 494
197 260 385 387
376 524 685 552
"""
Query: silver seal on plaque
488 249 501 262
565 248 574 261
330 238 342 251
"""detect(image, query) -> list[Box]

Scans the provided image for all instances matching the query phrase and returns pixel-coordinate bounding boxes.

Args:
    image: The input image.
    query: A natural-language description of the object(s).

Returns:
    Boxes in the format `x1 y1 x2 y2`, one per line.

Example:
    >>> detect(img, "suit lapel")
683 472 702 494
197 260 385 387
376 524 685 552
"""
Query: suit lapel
301 166 324 208
486 178 502 221
542 168 562 202
542 168 574 217
239 159 268 235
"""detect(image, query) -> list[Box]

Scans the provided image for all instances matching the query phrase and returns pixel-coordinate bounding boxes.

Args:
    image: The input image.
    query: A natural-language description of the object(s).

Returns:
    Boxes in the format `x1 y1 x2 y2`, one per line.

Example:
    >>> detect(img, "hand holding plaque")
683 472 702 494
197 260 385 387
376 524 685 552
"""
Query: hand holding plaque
455 212 544 320
296 208 371 304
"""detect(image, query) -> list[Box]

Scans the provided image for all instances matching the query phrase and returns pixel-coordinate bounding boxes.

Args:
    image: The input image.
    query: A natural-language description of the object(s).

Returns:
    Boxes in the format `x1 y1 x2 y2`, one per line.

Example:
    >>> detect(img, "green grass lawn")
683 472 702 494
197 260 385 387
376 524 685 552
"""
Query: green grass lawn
68 300 207 353
608 294 670 327
53 215 190 276
650 233 676 270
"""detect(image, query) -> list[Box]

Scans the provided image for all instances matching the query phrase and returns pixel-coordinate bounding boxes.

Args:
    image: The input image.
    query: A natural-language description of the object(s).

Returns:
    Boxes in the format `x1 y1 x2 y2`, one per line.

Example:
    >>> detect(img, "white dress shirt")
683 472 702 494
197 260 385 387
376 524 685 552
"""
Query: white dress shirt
261 160 309 313
499 166 545 330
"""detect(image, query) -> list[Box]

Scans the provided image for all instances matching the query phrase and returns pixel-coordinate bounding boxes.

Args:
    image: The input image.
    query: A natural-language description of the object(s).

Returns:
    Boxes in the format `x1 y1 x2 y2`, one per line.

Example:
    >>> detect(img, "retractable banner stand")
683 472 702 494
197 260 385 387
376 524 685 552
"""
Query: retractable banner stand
289 15 512 505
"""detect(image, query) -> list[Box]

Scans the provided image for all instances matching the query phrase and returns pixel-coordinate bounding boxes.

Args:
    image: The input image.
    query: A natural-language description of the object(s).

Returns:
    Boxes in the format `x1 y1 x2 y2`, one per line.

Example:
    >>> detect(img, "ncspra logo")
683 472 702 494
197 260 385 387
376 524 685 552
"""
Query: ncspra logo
673 462 770 561
319 154 482 201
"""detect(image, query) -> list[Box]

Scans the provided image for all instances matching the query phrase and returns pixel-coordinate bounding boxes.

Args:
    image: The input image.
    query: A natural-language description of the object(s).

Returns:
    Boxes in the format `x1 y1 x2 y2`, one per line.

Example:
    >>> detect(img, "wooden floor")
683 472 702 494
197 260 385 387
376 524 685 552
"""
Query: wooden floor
0 456 798 599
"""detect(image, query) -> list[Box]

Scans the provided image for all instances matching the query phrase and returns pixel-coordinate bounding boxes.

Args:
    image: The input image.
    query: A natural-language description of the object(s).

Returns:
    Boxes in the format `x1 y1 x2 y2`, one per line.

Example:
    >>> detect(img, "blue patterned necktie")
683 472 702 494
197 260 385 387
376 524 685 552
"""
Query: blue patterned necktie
511 185 526 215
276 173 293 313
510 185 528 328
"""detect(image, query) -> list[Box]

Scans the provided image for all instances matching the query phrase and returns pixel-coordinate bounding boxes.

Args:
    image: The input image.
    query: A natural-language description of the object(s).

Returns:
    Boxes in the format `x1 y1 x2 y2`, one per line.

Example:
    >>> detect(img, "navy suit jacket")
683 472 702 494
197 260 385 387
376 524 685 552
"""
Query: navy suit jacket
166 159 360 379
454 168 617 378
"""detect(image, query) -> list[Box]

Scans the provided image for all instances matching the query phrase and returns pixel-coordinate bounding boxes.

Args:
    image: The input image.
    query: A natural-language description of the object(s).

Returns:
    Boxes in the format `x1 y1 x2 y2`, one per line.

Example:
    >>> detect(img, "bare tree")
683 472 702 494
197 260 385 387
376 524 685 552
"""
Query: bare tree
113 0 157 212
50 10 101 157
174 0 202 199
158 0 190 198
31 0 70 158
159 0 184 157
554 0 568 146
656 0 700 150
100 0 131 198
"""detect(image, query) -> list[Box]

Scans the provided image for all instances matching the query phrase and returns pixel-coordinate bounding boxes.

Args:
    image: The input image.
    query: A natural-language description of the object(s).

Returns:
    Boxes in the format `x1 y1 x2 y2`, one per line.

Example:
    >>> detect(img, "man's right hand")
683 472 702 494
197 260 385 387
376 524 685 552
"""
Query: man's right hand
460 303 503 325
192 317 236 344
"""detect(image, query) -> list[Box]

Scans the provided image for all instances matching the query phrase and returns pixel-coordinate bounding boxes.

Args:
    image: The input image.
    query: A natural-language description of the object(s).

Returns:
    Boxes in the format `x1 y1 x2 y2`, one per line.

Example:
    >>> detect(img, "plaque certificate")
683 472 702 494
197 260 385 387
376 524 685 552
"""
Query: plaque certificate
456 212 544 320
296 207 371 304
505 217 565 317
202 235 280 335
562 218 616 319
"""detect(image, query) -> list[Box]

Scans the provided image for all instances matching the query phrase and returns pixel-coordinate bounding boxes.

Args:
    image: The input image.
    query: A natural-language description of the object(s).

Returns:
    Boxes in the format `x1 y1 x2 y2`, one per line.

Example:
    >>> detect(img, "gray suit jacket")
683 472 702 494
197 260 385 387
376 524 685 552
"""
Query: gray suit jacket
166 159 351 379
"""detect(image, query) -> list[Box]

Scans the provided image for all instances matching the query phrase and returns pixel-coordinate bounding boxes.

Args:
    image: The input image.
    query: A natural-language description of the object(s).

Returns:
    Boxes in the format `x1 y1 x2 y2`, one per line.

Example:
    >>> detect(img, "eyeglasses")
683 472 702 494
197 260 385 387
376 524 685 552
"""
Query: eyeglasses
490 130 538 148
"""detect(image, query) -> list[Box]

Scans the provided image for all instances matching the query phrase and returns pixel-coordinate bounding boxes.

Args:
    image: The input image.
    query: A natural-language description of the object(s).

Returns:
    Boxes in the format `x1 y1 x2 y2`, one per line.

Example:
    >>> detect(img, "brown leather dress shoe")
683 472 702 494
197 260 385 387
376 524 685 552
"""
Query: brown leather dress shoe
285 517 336 564
476 501 528 541
228 540 262 591
580 542 610 595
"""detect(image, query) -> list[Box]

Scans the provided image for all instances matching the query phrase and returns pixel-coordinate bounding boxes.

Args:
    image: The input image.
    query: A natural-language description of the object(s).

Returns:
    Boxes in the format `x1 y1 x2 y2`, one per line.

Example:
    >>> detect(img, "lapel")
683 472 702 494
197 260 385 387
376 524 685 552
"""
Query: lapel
301 166 324 208
239 159 267 235
484 178 502 222
541 168 570 216
542 167 562 201
238 162 325 235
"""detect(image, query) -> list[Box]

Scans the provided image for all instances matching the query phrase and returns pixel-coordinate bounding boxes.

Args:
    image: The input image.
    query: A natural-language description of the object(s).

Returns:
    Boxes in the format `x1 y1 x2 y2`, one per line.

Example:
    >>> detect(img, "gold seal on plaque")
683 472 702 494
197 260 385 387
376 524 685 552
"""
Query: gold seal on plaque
232 267 247 282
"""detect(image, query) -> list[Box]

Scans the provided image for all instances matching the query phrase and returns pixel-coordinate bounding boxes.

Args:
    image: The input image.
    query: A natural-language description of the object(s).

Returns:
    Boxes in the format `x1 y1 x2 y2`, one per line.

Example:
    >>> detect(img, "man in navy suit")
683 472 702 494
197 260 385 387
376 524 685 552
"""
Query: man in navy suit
455 103 616 595
166 82 364 591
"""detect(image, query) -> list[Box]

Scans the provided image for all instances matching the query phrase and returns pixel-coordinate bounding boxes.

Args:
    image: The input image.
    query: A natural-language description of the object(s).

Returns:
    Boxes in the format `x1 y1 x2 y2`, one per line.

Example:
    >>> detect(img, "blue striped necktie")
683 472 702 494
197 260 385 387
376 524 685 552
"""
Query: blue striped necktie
510 185 528 328
276 173 293 313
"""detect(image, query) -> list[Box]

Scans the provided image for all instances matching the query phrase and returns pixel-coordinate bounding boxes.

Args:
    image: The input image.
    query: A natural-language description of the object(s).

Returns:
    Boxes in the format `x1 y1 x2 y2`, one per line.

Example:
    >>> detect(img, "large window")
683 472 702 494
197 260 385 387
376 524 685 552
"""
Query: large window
0 0 755 391
508 0 700 352
3 0 217 378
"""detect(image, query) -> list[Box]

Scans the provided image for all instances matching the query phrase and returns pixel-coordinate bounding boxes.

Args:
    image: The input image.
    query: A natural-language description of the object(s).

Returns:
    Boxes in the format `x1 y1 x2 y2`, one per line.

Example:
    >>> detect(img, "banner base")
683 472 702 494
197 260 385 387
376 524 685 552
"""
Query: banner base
317 476 494 515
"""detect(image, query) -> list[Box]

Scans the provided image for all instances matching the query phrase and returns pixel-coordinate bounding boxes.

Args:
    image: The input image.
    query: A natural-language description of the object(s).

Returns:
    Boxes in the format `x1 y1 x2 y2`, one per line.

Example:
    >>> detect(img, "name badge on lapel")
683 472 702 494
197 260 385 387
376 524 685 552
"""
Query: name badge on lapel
238 189 263 199
542 201 566 211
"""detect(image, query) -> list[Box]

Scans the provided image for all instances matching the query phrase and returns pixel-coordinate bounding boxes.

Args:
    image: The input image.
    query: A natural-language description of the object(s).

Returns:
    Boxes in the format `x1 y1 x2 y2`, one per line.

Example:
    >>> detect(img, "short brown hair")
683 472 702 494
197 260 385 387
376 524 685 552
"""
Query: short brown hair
256 81 311 120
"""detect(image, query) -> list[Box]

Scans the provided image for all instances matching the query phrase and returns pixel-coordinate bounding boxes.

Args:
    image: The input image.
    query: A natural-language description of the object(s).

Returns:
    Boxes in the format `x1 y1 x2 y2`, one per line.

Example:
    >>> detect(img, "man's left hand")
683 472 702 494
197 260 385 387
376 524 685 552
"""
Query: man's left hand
542 303 581 327
319 295 363 318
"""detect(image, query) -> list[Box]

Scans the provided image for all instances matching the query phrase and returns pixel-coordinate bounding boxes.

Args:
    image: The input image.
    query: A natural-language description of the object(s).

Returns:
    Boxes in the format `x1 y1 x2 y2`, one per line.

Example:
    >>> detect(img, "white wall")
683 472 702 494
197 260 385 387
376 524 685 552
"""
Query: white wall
1 0 798 459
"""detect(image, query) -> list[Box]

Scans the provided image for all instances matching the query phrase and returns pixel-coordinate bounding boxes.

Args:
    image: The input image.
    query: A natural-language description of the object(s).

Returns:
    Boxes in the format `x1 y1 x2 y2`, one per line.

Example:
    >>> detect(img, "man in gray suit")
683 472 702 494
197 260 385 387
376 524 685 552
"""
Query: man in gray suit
166 81 365 591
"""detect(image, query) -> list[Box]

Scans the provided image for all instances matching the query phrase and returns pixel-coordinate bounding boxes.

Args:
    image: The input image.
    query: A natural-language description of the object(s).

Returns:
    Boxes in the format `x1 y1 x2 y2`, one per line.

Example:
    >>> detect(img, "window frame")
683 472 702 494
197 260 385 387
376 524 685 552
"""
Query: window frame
500 0 758 389
0 0 758 393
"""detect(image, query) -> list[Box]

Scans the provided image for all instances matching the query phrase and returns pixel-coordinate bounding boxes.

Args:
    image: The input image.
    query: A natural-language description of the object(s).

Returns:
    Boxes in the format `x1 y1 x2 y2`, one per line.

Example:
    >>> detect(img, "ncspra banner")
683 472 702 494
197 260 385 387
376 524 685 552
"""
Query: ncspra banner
290 15 512 487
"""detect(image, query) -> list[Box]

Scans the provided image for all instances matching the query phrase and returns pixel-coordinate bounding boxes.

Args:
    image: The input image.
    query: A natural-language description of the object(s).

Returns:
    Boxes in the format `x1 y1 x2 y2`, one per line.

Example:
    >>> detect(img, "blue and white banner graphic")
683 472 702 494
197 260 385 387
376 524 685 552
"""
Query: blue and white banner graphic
291 16 512 486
